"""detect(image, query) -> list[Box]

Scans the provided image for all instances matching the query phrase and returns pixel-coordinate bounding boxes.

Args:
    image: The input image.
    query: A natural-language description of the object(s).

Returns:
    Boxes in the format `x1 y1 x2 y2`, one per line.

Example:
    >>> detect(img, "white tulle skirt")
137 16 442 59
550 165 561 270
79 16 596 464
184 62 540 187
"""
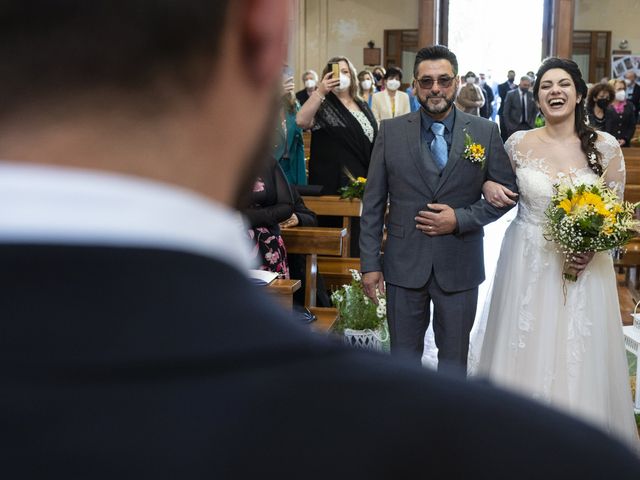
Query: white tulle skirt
475 215 639 451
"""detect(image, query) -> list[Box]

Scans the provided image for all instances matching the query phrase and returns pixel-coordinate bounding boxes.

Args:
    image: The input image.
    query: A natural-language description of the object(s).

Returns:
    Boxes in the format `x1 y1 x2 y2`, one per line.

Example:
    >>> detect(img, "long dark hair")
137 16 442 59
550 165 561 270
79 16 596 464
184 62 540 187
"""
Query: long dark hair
533 57 602 175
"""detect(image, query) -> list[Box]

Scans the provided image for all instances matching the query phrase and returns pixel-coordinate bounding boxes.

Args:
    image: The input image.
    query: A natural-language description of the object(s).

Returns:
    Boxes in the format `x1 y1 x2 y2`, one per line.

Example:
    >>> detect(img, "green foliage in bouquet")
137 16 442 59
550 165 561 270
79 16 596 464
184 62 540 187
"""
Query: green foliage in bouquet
339 167 367 199
330 269 386 333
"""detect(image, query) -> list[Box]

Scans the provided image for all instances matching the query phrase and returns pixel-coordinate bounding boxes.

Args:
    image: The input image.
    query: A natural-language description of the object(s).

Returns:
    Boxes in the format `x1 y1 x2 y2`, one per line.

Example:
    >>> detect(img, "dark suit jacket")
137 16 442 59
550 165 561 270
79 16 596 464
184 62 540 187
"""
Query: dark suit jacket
503 88 538 135
605 102 637 147
295 88 311 106
480 83 494 118
2 244 639 478
497 80 515 114
360 110 517 292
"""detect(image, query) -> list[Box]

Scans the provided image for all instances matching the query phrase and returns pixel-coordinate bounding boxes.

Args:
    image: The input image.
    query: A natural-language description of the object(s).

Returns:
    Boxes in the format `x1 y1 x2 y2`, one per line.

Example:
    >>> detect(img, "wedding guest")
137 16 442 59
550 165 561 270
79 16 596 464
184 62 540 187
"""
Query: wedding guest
279 187 331 307
406 85 421 112
502 75 537 138
371 66 411 123
586 82 615 130
372 66 386 91
297 56 376 195
357 69 375 107
498 69 518 141
296 55 377 255
478 72 494 119
605 79 636 147
276 75 306 185
624 70 640 118
481 57 640 453
244 157 293 278
455 71 484 116
295 69 318 106
2 2 640 477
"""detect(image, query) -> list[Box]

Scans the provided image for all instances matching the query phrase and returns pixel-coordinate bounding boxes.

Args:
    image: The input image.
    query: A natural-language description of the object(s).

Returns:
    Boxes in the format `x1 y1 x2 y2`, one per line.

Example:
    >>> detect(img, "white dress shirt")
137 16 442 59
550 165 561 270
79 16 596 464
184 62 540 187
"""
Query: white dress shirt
0 161 253 271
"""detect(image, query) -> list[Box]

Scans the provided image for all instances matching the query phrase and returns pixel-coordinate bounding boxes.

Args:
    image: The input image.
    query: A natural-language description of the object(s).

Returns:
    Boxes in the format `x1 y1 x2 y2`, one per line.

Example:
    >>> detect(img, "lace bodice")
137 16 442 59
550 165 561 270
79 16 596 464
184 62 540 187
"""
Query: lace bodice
505 129 626 225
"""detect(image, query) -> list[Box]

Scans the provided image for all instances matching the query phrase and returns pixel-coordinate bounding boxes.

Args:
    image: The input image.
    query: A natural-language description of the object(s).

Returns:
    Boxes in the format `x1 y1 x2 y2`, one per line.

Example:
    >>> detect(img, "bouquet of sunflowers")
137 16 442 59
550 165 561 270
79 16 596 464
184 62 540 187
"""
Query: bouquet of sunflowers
339 168 367 199
544 177 640 281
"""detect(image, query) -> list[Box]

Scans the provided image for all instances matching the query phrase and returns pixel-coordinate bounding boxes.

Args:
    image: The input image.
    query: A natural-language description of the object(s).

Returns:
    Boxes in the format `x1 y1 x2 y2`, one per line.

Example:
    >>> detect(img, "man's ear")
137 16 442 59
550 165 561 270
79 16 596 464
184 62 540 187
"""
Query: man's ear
240 0 289 87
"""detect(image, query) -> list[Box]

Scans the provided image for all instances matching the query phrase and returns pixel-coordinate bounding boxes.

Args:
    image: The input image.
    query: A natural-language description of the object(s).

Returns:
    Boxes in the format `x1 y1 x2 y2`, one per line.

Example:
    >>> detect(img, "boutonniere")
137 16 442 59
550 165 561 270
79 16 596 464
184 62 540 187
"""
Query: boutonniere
462 130 486 169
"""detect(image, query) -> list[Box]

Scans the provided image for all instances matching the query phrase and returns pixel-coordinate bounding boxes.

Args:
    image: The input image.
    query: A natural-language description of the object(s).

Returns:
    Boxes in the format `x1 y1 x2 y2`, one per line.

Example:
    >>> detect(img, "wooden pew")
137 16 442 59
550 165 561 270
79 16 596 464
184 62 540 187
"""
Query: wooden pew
302 195 362 257
624 154 640 203
281 226 347 308
266 279 301 310
301 195 364 291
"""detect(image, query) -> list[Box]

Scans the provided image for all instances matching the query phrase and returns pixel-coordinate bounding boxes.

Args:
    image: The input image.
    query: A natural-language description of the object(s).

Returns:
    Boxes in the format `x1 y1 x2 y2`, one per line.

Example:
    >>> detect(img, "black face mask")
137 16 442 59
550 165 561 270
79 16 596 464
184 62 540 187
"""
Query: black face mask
373 74 382 83
596 98 609 109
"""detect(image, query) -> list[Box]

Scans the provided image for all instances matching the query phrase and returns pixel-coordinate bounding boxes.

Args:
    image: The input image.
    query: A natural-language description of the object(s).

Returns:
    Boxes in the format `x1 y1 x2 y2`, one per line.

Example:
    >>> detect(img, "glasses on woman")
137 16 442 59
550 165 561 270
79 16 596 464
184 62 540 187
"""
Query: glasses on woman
415 76 454 89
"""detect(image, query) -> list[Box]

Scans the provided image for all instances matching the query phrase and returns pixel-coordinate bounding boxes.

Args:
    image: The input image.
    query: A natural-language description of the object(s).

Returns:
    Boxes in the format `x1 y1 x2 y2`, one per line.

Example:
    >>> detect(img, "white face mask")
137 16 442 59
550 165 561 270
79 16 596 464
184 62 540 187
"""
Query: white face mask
335 73 351 92
304 79 317 89
386 79 401 91
624 78 632 86
360 79 373 91
615 90 627 101
479 79 486 86
466 77 475 85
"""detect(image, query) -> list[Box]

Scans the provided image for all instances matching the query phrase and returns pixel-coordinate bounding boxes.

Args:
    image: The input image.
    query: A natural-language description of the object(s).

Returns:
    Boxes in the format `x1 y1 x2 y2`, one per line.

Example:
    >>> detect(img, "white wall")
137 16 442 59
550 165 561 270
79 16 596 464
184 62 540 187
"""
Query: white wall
293 0 419 84
574 0 640 54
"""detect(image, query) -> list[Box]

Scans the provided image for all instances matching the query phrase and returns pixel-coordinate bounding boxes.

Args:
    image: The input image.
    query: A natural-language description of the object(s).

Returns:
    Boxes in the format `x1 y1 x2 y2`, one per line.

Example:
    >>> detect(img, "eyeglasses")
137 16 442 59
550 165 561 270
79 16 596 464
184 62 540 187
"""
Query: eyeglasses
415 76 454 89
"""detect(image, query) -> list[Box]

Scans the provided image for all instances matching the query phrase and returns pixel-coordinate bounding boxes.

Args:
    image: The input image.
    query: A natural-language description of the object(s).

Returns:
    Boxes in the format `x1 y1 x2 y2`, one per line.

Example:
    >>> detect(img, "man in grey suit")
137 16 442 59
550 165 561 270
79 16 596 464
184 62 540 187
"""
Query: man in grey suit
360 45 517 372
503 75 538 139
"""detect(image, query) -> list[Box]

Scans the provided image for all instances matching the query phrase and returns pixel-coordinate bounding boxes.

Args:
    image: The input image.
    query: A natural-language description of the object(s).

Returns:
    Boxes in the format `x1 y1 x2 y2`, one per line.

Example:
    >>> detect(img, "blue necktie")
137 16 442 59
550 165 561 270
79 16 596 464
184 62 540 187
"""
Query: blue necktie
430 122 447 171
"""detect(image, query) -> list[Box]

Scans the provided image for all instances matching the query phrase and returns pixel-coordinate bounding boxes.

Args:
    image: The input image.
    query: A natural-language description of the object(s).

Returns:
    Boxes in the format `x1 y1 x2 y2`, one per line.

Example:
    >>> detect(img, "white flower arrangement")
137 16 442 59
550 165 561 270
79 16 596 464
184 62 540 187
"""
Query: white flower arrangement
331 271 387 333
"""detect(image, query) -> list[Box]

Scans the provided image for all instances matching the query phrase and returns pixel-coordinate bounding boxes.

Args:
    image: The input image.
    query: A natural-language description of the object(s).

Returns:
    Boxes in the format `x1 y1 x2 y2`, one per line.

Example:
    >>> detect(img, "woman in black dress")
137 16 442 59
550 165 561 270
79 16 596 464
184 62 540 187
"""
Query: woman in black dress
586 82 614 131
296 56 377 195
605 79 636 148
296 56 377 255
243 157 293 278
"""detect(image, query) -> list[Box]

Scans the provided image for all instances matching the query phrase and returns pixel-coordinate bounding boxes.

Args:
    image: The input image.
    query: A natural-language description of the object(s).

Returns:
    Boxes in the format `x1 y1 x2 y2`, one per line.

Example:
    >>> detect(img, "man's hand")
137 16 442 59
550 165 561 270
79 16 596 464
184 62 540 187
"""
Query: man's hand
362 271 385 304
483 180 518 208
279 213 299 229
415 203 457 236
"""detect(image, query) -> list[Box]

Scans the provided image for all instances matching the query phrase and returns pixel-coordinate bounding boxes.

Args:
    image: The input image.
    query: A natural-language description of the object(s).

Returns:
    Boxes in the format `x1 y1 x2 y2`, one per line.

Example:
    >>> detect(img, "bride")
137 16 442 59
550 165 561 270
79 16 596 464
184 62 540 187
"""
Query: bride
479 57 640 452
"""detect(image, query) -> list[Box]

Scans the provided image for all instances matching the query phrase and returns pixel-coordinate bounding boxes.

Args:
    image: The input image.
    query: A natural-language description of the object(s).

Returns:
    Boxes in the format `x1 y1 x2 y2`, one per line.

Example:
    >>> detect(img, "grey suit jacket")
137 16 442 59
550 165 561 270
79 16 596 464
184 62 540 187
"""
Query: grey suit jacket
360 109 517 292
503 89 537 134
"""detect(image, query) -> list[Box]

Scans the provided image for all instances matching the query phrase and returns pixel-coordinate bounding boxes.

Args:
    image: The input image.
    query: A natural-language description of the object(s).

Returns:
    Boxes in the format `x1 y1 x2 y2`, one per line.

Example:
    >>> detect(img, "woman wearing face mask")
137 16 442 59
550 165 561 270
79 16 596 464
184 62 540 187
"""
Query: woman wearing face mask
357 70 375 107
296 56 377 254
295 70 318 106
586 83 615 131
455 71 485 116
605 79 636 147
372 66 386 91
370 66 411 123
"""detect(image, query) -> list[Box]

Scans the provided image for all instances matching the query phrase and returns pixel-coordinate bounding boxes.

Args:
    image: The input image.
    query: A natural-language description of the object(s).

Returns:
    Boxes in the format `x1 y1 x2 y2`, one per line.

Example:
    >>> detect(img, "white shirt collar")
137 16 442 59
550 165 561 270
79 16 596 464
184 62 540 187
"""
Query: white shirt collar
0 161 253 272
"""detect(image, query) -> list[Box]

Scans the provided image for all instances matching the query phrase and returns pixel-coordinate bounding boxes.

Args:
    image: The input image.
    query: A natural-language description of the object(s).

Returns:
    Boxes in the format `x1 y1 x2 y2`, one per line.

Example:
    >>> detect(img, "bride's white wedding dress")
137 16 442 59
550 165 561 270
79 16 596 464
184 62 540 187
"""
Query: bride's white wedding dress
476 129 639 451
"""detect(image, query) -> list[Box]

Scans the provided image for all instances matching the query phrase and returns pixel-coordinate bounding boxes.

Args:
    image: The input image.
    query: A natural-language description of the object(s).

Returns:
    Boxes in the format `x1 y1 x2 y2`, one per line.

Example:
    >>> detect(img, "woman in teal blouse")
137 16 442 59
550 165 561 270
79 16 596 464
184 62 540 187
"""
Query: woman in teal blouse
276 76 307 185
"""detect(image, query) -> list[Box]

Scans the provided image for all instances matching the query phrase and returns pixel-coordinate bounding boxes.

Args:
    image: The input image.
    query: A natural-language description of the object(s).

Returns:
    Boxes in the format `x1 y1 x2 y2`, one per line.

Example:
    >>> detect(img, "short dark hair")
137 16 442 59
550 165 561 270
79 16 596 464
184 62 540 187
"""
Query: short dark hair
384 66 403 81
413 45 458 77
0 1 231 114
586 83 615 111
